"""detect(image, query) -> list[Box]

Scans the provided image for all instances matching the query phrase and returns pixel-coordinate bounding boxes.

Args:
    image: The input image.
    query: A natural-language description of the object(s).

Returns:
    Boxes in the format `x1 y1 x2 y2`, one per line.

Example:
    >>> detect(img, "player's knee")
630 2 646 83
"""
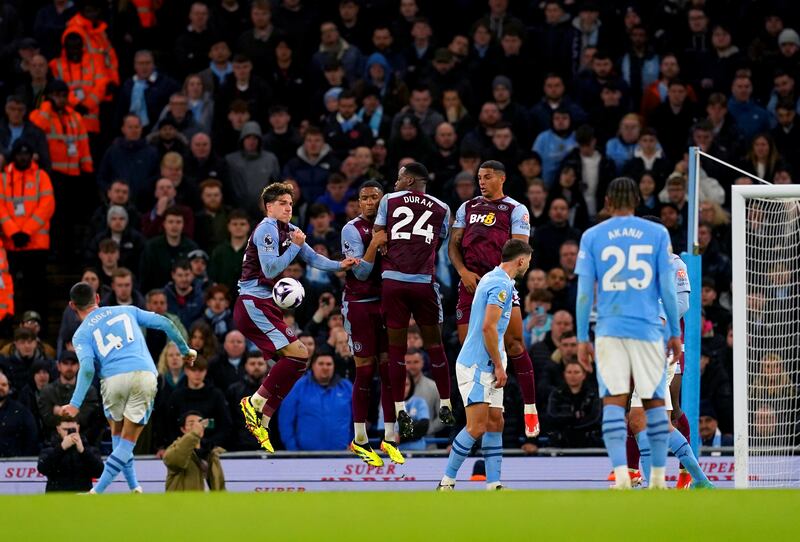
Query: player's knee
629 409 646 433
466 419 488 438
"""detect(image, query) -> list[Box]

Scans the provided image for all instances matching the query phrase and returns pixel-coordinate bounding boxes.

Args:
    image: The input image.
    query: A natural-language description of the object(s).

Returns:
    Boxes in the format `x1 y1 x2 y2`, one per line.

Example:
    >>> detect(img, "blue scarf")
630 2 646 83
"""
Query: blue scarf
205 307 230 338
358 105 383 138
130 78 149 126
337 113 358 133
210 61 232 84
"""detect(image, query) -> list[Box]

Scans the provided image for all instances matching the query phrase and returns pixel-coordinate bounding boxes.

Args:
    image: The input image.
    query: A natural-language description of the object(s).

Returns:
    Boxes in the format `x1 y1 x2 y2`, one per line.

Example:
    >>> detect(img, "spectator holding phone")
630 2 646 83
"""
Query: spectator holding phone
164 410 225 491
37 419 103 493
523 289 554 349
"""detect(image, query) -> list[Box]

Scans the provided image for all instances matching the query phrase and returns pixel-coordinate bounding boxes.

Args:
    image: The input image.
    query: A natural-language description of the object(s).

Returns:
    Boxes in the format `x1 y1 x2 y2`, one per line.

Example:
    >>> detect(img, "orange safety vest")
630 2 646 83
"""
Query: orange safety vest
132 0 157 28
64 14 120 87
0 242 14 321
0 163 56 252
29 101 93 176
49 56 108 133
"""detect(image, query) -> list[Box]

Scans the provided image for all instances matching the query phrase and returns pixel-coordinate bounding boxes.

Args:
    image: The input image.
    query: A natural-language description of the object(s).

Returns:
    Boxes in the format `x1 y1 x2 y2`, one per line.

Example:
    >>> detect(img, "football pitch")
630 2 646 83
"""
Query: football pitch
3 490 799 541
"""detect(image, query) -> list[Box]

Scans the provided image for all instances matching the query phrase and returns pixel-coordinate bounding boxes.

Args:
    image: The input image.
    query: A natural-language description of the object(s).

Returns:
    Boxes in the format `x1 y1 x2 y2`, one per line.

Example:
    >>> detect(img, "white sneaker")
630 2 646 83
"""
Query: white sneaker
131 486 144 494
436 483 455 491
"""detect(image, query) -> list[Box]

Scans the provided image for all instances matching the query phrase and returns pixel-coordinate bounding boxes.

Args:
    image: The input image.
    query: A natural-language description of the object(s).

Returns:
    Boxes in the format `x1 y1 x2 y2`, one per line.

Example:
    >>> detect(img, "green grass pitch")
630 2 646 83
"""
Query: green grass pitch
3 490 799 541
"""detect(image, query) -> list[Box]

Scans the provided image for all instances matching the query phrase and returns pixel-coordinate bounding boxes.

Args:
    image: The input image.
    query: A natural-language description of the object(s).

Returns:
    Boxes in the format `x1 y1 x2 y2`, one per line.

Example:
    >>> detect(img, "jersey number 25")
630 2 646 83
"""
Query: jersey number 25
601 245 653 291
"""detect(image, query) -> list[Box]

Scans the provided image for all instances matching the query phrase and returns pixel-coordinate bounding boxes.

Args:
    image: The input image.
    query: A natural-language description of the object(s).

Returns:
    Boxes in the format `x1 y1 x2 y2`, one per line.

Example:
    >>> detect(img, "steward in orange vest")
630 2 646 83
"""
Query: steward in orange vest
49 33 108 134
29 80 93 177
65 5 119 88
0 238 13 322
0 141 56 253
133 0 158 28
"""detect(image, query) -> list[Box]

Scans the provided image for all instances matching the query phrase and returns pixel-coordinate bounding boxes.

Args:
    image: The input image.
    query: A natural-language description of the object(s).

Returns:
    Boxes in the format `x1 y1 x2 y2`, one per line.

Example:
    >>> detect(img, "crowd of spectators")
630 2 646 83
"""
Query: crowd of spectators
5 0 800 459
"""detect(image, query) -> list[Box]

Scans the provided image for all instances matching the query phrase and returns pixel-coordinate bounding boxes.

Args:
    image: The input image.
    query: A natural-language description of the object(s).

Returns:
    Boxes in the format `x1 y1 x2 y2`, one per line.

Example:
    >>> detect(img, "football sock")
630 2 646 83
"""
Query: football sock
378 361 396 424
94 438 135 494
387 343 407 403
250 392 267 411
482 432 503 484
440 398 452 410
646 406 669 486
112 434 139 490
394 401 406 417
384 427 396 442
352 364 374 424
445 428 477 479
257 355 307 417
354 423 368 445
509 350 536 405
635 430 652 484
427 344 450 400
626 427 641 470
669 430 711 485
602 405 627 469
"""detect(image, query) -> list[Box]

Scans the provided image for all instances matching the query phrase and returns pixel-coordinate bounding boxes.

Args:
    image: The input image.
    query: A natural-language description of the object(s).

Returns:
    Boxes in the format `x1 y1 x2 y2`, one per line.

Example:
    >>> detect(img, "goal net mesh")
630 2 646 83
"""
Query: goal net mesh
742 196 800 487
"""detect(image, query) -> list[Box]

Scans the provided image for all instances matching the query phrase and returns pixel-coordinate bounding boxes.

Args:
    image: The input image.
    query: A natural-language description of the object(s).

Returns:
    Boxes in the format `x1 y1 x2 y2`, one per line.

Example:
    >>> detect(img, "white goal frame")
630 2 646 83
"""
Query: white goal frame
731 184 800 488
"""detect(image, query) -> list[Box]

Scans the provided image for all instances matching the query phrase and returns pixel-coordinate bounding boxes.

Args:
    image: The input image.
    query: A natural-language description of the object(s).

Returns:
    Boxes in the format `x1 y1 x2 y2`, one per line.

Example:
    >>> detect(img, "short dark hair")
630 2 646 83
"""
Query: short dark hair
776 99 797 112
406 347 425 358
171 258 191 273
359 180 383 193
529 288 553 303
479 160 506 173
304 126 323 139
501 239 532 262
70 282 96 310
261 182 294 206
338 89 356 102
575 124 595 145
98 238 119 254
164 206 184 220
14 327 36 341
179 410 204 427
560 330 577 341
232 53 251 64
308 203 331 219
400 161 429 181
227 209 250 223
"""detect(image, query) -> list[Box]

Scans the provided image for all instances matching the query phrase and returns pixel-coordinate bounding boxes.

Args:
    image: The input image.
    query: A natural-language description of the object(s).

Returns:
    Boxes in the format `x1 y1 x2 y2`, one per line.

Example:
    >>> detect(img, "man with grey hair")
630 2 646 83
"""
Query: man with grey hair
86 204 146 272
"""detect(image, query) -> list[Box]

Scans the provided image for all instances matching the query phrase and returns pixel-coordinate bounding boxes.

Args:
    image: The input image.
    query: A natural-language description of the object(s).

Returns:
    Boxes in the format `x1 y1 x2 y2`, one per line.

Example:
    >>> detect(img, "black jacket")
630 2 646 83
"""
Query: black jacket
165 384 231 449
37 435 104 492
207 354 246 393
0 398 38 457
0 120 50 171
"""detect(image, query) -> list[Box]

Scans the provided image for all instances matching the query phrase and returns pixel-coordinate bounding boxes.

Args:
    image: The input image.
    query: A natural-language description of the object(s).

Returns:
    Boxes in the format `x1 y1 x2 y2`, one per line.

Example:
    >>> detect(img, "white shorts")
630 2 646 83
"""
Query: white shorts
631 355 676 409
456 359 506 411
595 336 666 400
100 371 158 424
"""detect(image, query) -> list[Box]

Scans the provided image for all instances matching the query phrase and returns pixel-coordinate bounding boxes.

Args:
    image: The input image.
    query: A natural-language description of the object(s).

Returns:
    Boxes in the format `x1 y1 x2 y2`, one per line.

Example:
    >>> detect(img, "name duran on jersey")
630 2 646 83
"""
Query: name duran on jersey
456 266 514 373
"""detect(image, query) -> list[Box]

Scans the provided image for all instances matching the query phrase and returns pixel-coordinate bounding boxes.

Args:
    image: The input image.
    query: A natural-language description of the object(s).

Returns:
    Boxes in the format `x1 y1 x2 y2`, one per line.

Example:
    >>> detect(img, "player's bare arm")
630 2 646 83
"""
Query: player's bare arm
449 227 480 293
482 304 507 388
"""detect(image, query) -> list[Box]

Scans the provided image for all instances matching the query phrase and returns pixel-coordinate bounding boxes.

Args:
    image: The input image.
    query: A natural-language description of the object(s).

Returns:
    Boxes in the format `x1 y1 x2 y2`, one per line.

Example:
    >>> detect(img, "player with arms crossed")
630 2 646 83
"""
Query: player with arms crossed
437 239 532 490
373 162 453 439
575 177 682 489
627 216 714 489
341 180 405 466
61 282 196 494
238 182 357 452
449 160 539 437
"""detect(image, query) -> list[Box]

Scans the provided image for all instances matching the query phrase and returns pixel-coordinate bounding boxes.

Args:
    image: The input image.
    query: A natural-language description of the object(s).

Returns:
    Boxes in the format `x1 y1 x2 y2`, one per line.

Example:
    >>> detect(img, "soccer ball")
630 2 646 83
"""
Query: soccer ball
272 278 305 309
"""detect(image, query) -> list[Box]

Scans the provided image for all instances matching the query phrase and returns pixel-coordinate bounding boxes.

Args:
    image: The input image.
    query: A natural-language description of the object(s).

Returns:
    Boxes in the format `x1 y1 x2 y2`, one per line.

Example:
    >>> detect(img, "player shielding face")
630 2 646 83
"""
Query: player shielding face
342 181 405 467
449 160 539 438
438 240 532 490
373 162 453 440
61 282 196 494
236 182 357 453
575 177 683 489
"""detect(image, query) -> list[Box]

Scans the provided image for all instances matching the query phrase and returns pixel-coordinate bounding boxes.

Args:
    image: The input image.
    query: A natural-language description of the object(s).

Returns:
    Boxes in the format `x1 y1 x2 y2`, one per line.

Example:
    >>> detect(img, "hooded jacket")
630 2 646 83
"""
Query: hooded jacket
224 122 280 220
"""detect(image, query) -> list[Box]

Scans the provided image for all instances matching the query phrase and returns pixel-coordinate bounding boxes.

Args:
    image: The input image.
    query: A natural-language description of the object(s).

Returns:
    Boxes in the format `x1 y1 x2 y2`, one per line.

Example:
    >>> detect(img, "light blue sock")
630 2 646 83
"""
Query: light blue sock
482 432 503 484
635 430 652 483
669 430 711 485
446 428 477 479
602 405 628 468
645 407 669 469
112 435 140 490
94 438 136 493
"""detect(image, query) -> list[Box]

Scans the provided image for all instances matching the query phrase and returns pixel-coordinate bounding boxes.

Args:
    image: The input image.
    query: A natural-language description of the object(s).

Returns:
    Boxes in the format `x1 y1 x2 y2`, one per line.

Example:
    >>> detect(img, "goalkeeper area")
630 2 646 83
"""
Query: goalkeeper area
3 490 799 541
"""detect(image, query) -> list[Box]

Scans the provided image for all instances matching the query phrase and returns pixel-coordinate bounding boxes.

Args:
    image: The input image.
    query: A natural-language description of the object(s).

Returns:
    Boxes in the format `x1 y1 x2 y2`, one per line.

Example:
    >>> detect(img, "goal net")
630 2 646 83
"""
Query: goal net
732 184 800 488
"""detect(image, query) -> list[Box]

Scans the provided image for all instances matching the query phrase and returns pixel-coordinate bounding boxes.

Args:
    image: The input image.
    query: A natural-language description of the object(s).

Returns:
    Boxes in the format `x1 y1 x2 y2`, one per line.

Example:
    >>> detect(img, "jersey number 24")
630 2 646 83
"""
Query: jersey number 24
391 206 434 244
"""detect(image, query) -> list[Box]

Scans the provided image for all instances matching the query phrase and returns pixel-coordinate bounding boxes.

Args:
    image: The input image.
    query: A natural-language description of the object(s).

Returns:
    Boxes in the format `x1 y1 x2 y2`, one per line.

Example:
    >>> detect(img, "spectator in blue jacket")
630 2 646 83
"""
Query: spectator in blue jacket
727 75 771 144
605 113 642 173
282 127 341 204
279 352 353 451
532 108 577 187
116 50 181 133
165 259 205 330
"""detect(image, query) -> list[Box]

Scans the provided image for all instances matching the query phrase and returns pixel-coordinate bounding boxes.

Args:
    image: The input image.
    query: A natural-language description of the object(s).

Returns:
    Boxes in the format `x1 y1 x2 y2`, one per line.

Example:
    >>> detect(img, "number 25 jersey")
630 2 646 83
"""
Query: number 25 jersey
374 190 450 283
575 215 673 342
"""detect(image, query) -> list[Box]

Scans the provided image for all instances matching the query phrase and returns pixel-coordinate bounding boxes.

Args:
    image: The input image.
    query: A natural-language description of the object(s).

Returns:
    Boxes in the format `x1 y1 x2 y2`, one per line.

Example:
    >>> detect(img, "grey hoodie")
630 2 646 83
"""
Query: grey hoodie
225 121 281 219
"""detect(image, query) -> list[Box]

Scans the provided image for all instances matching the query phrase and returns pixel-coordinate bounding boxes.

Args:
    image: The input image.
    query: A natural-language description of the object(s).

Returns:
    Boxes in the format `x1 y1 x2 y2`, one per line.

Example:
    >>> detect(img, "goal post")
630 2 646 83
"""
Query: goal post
731 184 800 488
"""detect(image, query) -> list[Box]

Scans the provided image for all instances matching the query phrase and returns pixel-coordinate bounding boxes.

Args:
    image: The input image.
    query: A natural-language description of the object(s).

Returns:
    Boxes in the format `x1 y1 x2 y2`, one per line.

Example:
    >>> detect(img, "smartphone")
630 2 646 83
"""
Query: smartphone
205 418 215 430
65 427 76 435
535 306 545 316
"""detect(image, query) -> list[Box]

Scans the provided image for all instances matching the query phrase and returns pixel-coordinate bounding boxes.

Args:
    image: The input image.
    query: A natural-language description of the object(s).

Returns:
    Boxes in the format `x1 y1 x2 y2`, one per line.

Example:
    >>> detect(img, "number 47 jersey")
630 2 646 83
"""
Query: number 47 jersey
73 305 181 379
375 189 450 282
575 215 674 343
